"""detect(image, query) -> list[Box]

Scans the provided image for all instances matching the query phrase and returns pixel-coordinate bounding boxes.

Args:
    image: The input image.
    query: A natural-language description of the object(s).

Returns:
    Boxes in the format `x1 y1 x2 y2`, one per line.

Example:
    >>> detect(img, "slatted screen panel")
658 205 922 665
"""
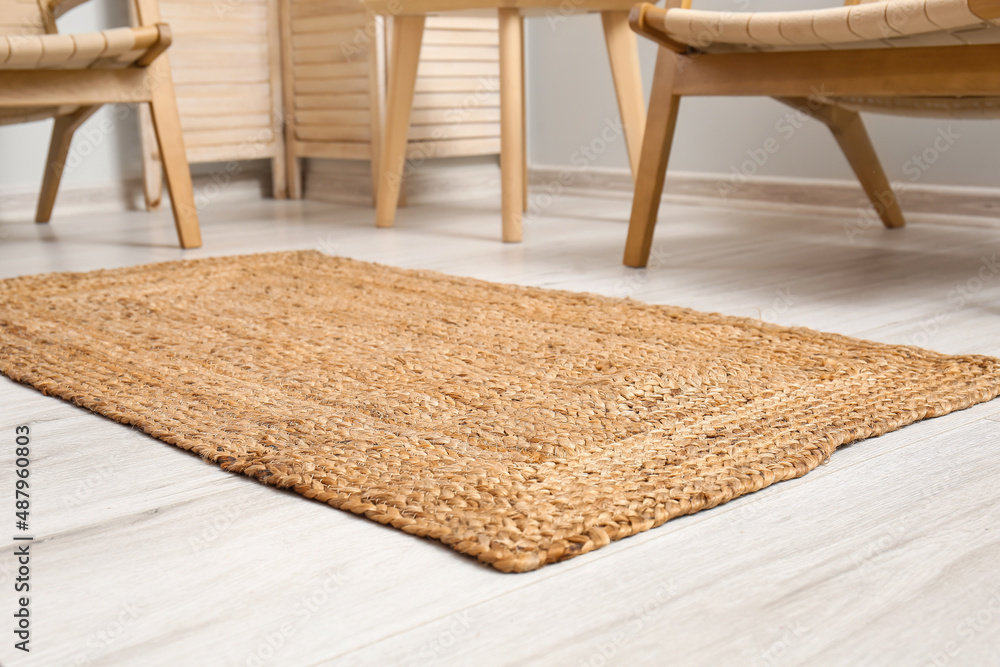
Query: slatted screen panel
284 1 501 168
411 15 501 158
154 0 284 166
286 0 374 160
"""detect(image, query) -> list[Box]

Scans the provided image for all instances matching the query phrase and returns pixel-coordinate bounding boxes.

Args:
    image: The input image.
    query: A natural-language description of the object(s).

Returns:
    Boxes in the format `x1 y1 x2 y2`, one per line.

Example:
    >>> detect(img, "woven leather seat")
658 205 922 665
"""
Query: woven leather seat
0 25 162 70
0 25 163 125
647 0 1000 119
658 0 1000 52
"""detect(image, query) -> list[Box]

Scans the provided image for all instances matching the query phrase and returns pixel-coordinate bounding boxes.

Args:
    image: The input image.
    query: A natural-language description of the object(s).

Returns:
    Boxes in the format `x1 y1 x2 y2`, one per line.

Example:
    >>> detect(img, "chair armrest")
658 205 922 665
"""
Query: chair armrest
135 22 172 66
629 3 689 53
41 0 171 68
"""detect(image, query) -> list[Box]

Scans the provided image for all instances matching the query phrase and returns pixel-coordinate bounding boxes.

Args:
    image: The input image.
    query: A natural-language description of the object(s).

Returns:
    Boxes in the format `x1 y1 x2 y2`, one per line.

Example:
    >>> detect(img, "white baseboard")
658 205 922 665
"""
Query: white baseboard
529 165 1000 227
5 158 998 228
0 161 274 220
303 156 501 206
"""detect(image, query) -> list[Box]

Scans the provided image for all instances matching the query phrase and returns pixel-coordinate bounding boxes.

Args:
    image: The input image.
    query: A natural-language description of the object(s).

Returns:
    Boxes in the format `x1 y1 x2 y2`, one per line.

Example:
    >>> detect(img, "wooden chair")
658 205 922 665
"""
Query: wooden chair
0 0 201 249
623 0 1000 267
361 0 649 243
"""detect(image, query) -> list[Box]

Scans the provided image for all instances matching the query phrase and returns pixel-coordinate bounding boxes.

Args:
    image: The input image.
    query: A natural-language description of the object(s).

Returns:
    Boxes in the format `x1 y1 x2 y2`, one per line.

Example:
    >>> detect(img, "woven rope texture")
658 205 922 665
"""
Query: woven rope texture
1 251 998 572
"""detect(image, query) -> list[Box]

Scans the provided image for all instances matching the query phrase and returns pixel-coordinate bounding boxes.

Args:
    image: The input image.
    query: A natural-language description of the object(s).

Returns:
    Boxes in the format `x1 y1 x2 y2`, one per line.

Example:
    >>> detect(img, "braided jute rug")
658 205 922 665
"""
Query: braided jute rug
1 250 998 572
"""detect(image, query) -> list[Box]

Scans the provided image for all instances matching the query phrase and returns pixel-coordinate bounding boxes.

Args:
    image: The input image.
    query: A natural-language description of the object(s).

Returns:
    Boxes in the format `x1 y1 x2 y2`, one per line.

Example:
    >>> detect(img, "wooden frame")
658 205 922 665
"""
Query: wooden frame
623 2 1000 267
0 0 202 249
365 0 647 243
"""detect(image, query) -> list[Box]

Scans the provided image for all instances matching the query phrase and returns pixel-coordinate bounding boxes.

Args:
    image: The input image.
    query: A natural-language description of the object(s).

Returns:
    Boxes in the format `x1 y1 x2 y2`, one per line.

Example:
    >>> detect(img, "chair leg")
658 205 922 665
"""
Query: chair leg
832 111 906 229
286 151 303 199
623 47 681 268
270 153 288 200
134 0 200 248
375 15 425 228
601 10 647 181
777 97 905 229
148 87 202 249
287 133 304 200
498 8 524 242
137 103 164 211
35 105 101 223
520 14 528 213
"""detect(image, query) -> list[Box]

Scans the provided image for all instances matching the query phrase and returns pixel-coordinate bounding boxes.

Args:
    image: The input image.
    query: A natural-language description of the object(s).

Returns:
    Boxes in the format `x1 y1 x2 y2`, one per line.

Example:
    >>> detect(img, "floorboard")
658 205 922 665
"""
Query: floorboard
0 194 998 666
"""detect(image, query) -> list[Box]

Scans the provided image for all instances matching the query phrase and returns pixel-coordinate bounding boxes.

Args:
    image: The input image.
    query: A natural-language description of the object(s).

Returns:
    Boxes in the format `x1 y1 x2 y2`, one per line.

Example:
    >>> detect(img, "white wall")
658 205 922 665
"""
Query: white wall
0 0 143 192
3 1 999 199
525 0 1000 189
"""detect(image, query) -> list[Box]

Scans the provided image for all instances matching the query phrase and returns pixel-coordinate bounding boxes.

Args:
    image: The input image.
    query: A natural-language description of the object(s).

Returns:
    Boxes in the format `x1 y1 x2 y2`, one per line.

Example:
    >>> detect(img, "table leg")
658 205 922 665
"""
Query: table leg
498 7 524 242
602 10 647 182
375 14 425 228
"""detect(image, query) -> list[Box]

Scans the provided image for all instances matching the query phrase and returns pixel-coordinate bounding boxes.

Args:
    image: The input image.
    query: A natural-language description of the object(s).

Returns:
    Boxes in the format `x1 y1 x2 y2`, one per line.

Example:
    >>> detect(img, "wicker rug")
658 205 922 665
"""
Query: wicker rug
1 251 998 572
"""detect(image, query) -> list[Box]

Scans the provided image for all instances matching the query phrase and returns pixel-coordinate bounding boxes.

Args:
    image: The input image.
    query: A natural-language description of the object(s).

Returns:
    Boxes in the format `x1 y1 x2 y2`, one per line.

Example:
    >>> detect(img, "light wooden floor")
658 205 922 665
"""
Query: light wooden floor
1 193 999 667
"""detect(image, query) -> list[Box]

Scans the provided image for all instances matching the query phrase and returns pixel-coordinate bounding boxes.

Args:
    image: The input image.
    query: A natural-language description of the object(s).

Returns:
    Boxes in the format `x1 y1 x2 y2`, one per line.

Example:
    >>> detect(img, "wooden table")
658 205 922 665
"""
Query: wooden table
362 0 648 242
